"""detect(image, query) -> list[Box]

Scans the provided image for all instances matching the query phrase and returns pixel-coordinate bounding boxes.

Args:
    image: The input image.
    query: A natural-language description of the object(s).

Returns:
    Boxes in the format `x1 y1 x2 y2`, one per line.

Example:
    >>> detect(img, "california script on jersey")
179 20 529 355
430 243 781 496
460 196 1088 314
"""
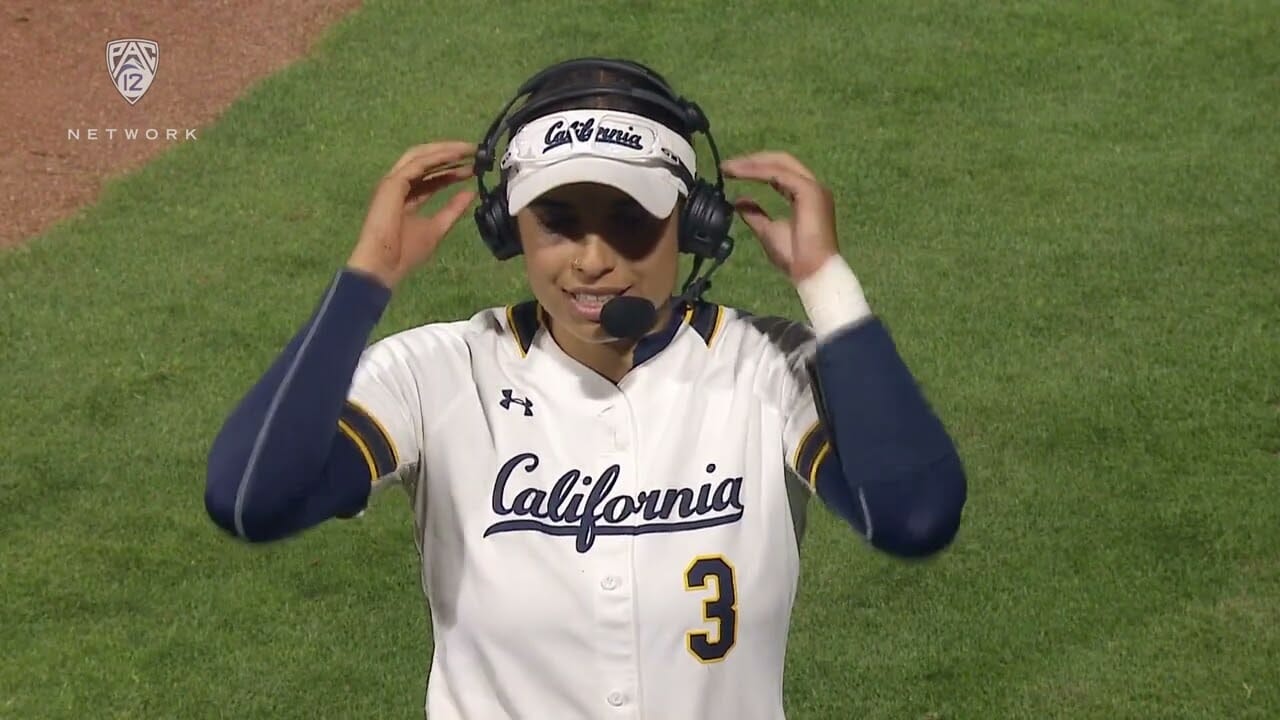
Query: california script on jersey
343 300 832 720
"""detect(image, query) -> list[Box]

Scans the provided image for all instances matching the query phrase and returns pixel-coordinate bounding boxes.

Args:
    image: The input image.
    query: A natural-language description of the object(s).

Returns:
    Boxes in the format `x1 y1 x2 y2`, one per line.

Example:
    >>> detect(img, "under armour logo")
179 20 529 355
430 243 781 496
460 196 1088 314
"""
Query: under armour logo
499 389 534 416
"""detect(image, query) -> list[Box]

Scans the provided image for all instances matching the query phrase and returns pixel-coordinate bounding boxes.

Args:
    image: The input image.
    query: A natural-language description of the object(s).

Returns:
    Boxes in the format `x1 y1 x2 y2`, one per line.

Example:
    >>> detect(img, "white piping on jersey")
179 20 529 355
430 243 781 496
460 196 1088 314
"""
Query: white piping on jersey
857 486 874 542
232 273 341 539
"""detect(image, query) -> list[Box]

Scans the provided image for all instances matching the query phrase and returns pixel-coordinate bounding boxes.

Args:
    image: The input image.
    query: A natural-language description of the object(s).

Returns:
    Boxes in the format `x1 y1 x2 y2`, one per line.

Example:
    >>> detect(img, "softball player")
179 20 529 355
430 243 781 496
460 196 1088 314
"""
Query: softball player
205 57 967 720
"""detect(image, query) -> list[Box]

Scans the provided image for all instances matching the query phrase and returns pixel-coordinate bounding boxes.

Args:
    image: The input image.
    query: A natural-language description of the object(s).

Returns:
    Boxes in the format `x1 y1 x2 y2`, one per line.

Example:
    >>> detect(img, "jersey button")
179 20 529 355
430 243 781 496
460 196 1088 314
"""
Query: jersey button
607 691 626 707
600 575 620 591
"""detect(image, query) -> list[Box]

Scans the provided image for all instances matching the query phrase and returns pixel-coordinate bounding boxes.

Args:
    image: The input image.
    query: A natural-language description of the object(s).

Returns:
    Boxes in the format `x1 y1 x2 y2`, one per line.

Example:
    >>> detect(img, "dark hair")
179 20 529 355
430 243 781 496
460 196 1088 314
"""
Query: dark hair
510 61 694 143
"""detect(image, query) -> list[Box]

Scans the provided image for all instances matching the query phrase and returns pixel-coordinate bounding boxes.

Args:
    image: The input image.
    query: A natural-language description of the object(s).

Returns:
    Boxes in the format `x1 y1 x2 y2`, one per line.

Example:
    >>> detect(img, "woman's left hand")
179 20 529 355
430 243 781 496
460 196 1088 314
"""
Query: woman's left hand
720 152 840 284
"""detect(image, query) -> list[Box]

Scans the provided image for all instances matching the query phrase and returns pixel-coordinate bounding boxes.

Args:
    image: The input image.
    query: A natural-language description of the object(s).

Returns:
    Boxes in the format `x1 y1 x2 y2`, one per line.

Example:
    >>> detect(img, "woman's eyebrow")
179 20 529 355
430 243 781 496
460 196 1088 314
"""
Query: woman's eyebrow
529 198 573 211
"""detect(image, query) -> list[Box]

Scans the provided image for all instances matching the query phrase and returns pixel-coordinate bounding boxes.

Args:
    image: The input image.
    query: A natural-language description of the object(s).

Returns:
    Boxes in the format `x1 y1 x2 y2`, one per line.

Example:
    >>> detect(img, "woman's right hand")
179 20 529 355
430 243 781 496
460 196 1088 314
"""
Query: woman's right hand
347 141 478 289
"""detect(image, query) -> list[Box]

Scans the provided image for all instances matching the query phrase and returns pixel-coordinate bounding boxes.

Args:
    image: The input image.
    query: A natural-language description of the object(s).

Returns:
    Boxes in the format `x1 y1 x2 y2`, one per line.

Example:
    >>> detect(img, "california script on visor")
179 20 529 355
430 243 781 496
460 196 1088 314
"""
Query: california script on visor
500 109 698 173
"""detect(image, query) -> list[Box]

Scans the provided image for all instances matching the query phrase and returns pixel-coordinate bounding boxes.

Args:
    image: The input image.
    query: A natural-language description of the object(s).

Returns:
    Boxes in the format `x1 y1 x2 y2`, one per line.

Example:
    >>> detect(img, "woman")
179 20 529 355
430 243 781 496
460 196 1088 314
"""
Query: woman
205 57 967 720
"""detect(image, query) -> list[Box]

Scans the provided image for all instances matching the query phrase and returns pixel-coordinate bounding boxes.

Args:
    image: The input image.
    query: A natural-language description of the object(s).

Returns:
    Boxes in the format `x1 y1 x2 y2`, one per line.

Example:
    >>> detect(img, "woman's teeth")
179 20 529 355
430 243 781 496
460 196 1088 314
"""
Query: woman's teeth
572 293 617 307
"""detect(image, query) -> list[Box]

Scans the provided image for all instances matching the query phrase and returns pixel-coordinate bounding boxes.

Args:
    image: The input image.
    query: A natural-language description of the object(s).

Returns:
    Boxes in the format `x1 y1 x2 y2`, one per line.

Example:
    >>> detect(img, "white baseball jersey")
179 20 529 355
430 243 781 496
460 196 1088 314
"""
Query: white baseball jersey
342 299 834 720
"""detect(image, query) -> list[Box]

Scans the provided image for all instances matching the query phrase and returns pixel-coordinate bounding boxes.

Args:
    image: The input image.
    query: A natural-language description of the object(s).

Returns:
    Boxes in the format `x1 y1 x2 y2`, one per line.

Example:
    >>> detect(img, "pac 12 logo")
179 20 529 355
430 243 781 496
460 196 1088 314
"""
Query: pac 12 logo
106 38 159 105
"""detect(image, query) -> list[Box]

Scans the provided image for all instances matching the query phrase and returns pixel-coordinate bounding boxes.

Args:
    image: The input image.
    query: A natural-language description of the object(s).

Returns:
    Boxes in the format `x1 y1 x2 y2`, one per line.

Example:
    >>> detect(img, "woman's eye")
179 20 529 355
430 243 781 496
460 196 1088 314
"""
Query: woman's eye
538 215 576 234
614 206 650 224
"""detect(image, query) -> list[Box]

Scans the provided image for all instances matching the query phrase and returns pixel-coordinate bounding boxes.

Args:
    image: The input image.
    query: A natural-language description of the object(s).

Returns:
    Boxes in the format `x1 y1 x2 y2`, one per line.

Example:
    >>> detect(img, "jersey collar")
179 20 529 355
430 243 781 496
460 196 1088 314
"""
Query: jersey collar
505 298 725 364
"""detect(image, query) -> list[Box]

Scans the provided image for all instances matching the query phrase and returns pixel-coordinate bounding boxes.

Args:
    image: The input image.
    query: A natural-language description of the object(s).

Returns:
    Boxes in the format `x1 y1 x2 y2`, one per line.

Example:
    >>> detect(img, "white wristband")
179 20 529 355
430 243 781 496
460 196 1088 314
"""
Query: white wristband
794 254 873 340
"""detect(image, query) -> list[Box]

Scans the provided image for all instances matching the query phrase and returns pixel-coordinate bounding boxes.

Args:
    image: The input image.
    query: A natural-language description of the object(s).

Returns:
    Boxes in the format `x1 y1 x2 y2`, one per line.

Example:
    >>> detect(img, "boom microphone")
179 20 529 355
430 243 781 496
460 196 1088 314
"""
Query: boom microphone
599 296 658 341
598 241 735 341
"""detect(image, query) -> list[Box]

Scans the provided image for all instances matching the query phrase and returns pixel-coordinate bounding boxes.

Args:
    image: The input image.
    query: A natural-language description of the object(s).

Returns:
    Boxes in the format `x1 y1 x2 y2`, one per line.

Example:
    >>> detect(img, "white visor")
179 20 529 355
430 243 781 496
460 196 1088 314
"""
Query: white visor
501 109 697 219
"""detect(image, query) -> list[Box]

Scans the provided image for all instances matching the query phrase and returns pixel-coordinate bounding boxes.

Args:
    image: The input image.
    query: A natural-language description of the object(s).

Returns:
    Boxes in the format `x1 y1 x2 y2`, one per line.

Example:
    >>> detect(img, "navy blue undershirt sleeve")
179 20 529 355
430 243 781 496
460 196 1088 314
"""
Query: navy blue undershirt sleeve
809 317 967 558
204 268 393 542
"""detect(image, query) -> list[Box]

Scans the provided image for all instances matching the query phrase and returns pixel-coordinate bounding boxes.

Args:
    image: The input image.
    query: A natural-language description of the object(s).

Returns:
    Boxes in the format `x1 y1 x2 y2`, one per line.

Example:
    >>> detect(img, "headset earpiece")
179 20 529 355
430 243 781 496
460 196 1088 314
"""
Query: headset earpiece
678 179 734 261
474 175 521 260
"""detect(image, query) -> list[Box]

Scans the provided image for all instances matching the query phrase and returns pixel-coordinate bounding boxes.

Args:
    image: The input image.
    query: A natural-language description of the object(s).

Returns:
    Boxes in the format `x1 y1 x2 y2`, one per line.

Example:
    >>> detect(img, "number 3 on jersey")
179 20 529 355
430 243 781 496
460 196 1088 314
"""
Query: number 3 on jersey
684 555 737 663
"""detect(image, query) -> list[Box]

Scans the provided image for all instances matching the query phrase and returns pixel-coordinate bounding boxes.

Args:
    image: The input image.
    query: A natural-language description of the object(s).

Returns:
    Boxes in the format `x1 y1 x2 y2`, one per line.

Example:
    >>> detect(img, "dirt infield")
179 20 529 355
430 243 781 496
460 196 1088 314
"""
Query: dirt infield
0 0 362 248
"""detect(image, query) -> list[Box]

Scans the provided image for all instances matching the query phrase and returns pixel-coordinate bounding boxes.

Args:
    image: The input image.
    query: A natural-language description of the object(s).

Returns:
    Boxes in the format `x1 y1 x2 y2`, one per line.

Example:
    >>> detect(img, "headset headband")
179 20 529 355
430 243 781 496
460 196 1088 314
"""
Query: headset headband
474 58 723 198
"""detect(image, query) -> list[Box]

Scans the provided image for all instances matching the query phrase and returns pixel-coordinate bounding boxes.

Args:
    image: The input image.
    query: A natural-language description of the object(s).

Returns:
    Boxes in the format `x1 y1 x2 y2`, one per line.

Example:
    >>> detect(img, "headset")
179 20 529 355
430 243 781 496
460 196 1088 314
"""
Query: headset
472 57 735 300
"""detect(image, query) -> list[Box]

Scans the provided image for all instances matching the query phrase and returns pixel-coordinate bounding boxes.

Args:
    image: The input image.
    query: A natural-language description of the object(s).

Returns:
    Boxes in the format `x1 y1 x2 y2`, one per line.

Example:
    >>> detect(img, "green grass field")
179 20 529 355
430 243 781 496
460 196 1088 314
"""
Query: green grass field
3 1 1278 717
